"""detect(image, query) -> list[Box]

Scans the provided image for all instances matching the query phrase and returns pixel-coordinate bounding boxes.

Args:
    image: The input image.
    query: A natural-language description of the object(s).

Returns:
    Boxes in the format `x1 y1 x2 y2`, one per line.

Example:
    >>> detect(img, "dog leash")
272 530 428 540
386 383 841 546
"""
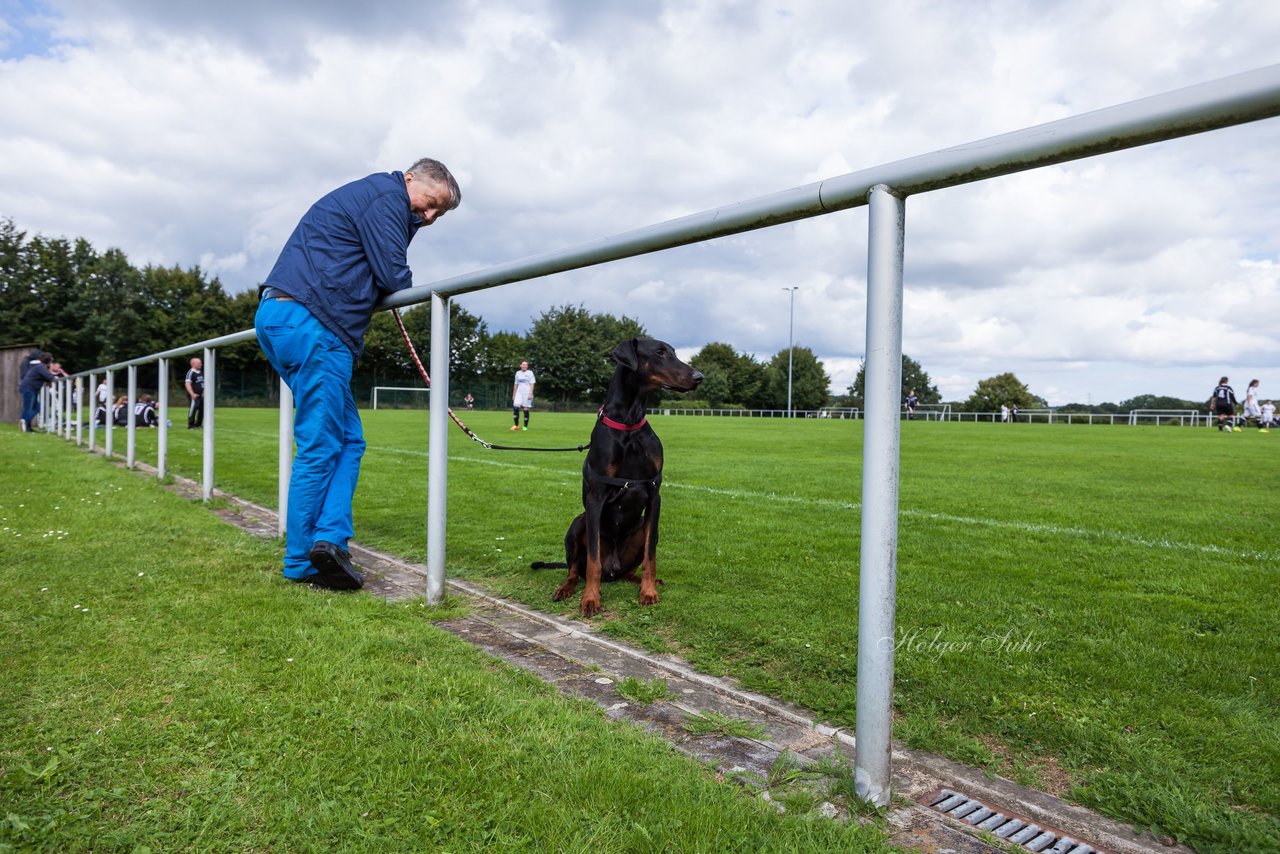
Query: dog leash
392 308 590 453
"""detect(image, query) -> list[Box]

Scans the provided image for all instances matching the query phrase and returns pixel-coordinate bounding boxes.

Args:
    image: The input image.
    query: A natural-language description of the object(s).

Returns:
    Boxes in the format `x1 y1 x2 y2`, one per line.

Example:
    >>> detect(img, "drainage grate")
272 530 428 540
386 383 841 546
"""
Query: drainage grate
925 788 1105 854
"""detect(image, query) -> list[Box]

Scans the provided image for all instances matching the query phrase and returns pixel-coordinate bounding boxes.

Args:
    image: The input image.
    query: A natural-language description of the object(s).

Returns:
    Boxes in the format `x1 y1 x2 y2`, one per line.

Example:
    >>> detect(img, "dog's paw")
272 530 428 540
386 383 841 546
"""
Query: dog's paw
580 596 602 617
552 583 576 602
639 588 660 606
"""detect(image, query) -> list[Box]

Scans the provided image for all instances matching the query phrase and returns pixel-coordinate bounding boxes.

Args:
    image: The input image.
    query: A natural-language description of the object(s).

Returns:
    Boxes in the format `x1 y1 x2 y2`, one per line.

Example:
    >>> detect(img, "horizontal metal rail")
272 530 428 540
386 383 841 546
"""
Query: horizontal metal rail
64 63 1280 378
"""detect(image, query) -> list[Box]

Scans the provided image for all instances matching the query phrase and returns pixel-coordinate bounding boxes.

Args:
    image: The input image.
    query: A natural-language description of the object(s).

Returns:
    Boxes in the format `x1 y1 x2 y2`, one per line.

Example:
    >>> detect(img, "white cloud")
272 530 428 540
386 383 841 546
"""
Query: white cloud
2 0 1279 404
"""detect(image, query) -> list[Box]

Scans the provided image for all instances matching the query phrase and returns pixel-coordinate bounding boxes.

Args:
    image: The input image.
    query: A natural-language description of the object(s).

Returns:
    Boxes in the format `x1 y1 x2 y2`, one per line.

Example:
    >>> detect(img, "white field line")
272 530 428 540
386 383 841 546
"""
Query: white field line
219 428 1278 564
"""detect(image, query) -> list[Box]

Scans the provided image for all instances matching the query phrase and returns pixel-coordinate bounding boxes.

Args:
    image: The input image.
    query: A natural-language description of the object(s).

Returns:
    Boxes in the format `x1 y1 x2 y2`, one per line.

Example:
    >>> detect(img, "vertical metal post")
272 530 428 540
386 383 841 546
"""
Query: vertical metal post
425 292 451 605
75 377 83 445
87 372 97 450
126 365 138 468
202 347 215 501
157 358 169 478
855 184 906 806
278 378 293 538
105 370 115 457
63 379 72 439
783 286 798 417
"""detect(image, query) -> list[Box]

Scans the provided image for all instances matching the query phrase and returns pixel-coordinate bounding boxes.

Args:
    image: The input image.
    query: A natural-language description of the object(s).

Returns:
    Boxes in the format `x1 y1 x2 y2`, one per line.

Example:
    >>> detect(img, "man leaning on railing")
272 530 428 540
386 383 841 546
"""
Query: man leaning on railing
254 158 461 590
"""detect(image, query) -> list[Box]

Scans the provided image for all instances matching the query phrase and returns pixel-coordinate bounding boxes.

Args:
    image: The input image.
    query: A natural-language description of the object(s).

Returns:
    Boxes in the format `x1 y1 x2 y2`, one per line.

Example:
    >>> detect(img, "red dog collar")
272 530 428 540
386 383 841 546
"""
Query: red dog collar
598 406 647 431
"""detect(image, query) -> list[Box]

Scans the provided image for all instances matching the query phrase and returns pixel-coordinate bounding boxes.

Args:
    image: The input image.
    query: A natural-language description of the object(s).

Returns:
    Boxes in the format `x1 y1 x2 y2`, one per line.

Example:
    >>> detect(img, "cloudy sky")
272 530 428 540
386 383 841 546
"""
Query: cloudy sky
2 0 1279 405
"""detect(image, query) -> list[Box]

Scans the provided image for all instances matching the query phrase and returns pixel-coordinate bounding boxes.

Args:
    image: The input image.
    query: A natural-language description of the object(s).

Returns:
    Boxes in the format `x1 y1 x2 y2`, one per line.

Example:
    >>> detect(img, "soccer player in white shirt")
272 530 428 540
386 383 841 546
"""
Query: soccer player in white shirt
1260 400 1275 433
511 360 535 431
1243 379 1262 427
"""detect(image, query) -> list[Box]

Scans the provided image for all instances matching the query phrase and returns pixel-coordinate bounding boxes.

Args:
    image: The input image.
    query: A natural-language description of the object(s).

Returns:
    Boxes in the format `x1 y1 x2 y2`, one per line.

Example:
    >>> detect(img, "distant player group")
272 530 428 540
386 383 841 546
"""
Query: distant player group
1210 377 1273 433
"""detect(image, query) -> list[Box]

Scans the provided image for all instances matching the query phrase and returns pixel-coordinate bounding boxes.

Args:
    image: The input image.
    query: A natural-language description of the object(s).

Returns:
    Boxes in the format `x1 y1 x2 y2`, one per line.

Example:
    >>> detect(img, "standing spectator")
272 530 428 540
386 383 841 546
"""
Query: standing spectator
96 376 108 412
17 352 55 432
464 392 474 410
185 357 205 429
255 157 460 589
511 360 535 431
1210 376 1237 432
18 347 43 383
1011 403 1020 423
1243 379 1262 427
904 389 919 420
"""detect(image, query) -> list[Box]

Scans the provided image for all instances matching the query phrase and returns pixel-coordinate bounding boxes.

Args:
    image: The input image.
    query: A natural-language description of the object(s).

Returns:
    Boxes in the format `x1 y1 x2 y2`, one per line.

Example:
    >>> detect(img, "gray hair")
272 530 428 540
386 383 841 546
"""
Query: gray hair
405 157 461 210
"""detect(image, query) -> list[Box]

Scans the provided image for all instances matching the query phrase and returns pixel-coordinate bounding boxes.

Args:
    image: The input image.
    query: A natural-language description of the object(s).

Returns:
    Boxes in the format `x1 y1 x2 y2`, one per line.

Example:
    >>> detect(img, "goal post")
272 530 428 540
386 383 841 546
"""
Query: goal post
1127 409 1200 427
371 386 430 410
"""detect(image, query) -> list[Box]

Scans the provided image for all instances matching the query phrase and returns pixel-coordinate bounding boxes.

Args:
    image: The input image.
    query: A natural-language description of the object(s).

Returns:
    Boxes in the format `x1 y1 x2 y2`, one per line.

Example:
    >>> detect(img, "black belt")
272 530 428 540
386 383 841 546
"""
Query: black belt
261 286 296 302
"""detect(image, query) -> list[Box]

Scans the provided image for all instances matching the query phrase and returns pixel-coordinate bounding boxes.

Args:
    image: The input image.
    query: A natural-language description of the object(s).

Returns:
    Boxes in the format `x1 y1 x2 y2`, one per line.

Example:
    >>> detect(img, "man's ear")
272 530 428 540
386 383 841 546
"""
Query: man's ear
610 338 641 371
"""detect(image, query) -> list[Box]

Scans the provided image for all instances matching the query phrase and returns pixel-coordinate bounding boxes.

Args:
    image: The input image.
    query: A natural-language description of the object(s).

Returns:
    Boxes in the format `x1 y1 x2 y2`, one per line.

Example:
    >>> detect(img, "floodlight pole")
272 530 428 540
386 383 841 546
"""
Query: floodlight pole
855 184 906 806
426 291 451 605
783 286 798 417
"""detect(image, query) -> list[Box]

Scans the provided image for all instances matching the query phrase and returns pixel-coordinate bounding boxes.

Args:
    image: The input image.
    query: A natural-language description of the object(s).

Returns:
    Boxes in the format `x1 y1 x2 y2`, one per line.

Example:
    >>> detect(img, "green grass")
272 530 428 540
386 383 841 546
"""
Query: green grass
682 713 769 741
0 430 893 852
73 411 1280 852
615 677 675 706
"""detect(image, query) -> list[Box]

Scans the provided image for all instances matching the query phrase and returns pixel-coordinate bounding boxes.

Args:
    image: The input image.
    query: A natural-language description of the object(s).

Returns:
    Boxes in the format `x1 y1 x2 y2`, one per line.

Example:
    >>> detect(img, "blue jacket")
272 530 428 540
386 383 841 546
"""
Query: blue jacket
264 171 424 357
19 362 55 394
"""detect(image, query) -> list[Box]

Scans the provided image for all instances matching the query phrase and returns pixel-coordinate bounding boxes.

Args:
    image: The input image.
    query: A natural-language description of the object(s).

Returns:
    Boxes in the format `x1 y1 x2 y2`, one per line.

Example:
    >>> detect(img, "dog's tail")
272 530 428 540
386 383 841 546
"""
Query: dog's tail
530 561 568 570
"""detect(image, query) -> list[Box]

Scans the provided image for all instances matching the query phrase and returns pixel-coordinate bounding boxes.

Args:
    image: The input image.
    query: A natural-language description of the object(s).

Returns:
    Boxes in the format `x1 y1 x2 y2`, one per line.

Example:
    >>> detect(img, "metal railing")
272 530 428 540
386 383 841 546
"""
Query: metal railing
43 64 1280 806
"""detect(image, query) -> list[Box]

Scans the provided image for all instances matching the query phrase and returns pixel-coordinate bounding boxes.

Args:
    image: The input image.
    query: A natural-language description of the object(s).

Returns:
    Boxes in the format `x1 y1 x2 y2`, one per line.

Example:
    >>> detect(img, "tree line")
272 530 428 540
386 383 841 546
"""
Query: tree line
0 219 834 408
3 219 1206 412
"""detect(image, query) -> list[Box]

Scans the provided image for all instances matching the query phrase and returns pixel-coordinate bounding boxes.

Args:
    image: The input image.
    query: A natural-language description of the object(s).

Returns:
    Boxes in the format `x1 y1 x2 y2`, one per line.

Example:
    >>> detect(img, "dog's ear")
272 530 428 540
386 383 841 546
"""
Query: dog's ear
610 338 641 371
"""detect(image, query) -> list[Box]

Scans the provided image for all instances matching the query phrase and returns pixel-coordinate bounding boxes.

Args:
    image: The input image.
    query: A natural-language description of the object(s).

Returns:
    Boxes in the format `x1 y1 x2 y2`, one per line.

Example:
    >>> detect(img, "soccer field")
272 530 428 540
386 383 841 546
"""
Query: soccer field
127 410 1279 851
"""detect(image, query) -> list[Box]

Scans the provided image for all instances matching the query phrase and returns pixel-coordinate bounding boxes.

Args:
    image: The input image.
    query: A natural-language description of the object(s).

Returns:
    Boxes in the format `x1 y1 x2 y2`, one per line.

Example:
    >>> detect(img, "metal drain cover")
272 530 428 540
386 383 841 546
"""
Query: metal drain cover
925 788 1105 854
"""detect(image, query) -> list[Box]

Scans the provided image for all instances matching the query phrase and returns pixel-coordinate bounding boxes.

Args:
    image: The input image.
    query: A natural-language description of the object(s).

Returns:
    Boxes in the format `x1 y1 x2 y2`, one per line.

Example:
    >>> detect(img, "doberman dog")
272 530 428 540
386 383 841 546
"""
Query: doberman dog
531 338 702 617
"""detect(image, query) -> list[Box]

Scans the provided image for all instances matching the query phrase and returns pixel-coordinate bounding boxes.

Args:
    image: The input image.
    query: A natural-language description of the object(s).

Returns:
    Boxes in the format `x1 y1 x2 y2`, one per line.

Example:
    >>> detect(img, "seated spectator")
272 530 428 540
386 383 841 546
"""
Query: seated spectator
133 394 158 427
112 396 129 426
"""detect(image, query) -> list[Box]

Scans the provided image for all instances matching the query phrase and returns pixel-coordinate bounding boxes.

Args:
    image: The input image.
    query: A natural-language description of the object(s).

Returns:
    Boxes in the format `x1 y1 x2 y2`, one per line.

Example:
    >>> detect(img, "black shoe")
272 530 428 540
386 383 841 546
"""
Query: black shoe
307 541 363 590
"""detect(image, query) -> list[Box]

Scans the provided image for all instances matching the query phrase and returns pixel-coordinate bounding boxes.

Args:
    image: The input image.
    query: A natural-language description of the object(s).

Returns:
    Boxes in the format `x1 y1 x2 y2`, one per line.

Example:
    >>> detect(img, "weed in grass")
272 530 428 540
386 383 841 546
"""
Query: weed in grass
615 676 674 705
682 710 769 740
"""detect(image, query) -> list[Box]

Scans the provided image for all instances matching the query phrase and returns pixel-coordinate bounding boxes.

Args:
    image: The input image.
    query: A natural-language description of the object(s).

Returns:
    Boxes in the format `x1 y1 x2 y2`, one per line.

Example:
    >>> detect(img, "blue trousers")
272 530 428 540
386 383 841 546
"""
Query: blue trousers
20 389 41 427
255 297 366 579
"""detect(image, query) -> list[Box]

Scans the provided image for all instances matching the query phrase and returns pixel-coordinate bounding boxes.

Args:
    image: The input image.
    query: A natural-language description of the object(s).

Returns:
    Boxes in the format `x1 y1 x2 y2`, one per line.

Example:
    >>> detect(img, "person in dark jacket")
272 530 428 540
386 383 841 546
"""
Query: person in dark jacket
18 347 43 383
255 158 460 589
18 352 54 432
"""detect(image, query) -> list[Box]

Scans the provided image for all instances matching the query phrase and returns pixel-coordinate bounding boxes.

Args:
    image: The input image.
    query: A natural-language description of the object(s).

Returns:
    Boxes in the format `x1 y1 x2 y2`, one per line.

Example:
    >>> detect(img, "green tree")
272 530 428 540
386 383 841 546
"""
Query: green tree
141 264 237 358
1118 393 1206 413
689 342 765 407
848 354 940 410
484 330 529 383
526 304 648 402
763 347 831 411
961 372 1036 412
0 219 39 348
